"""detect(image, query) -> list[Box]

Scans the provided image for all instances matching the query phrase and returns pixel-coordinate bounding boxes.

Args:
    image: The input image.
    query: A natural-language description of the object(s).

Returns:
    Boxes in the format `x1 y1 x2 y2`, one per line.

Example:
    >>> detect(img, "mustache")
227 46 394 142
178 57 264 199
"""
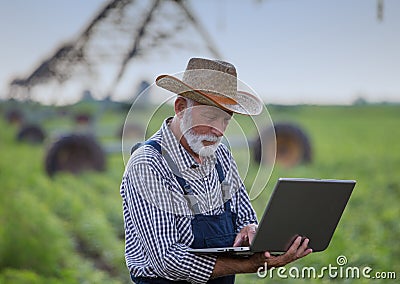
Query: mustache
199 134 220 142
186 133 221 146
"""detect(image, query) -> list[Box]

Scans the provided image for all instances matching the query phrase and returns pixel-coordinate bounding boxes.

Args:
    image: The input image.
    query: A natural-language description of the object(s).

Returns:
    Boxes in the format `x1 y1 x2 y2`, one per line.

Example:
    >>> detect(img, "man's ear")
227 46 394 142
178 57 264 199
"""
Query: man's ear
175 97 187 118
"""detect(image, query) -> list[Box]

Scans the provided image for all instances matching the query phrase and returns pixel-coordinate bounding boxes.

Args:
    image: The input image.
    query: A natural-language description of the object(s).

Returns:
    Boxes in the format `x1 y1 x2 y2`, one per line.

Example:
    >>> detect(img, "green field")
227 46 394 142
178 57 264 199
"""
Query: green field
0 104 399 283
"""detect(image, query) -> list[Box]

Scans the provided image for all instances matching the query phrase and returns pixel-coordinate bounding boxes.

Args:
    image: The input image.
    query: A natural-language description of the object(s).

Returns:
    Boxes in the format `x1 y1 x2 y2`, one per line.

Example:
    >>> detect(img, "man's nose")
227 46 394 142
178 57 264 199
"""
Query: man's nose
210 118 227 137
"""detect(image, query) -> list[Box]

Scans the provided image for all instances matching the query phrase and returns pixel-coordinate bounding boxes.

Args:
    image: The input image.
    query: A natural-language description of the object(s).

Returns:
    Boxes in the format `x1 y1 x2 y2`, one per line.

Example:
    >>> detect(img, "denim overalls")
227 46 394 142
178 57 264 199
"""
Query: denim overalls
131 140 237 284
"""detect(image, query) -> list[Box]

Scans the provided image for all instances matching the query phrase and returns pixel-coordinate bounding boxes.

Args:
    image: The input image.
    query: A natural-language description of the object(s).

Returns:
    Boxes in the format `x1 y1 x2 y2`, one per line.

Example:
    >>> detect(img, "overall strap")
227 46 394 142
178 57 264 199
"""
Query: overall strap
144 140 161 153
215 159 225 183
144 140 201 214
215 159 231 211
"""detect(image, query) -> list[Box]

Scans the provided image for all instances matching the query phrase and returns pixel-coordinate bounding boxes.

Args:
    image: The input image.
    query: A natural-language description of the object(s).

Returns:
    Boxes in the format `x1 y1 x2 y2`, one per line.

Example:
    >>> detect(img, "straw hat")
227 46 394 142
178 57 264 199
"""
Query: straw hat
155 58 263 115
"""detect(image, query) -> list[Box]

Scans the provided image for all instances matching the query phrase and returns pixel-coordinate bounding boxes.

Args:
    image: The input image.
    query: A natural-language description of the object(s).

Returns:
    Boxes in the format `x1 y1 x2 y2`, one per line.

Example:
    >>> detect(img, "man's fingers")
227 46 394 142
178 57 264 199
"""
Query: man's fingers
233 233 243 247
302 248 313 257
265 236 312 268
284 236 313 260
299 238 313 257
301 238 310 250
287 236 302 254
234 224 257 247
247 226 257 244
296 238 309 257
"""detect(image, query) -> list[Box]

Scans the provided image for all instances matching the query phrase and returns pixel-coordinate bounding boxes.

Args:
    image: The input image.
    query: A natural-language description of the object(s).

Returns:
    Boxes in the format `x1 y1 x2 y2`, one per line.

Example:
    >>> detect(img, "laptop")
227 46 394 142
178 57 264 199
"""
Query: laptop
188 178 356 256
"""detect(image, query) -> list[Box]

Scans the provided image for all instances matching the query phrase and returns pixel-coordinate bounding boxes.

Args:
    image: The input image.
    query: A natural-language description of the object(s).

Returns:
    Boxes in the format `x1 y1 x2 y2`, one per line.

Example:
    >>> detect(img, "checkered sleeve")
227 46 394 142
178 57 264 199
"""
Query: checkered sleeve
123 152 217 283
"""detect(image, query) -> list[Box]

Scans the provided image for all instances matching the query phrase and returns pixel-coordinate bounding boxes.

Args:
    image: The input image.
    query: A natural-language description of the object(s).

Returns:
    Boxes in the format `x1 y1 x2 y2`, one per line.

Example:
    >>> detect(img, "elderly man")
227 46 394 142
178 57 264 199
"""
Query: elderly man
120 58 312 284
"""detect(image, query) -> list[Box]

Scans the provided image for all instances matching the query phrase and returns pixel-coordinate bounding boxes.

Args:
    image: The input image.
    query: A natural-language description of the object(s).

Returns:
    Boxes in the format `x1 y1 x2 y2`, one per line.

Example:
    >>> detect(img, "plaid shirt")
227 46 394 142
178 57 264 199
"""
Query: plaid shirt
120 118 258 284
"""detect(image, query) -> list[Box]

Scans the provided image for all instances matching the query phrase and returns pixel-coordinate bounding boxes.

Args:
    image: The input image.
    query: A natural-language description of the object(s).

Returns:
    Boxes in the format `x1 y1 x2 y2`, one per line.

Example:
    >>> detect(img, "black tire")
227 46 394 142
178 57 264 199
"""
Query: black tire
45 134 105 177
254 123 312 168
17 124 46 144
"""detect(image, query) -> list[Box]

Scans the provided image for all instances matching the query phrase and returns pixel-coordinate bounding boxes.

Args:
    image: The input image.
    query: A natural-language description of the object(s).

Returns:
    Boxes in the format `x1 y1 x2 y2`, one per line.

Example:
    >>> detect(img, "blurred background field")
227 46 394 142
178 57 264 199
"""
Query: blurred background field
1 1 399 283
1 101 399 283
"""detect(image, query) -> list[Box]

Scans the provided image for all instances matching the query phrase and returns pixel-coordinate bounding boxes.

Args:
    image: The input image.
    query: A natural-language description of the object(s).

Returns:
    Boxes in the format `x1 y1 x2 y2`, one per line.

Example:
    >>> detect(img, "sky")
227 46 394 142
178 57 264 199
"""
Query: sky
0 0 399 105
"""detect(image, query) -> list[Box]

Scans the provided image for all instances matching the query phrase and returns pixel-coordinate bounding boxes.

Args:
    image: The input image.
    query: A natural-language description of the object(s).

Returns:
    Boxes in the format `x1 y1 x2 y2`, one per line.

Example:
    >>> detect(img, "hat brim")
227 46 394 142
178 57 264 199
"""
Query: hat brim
156 74 263 115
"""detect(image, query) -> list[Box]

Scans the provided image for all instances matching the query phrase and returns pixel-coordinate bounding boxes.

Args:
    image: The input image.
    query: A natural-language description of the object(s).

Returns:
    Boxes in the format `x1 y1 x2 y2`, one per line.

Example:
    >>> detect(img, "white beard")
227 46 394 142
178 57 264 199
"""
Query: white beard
180 108 221 157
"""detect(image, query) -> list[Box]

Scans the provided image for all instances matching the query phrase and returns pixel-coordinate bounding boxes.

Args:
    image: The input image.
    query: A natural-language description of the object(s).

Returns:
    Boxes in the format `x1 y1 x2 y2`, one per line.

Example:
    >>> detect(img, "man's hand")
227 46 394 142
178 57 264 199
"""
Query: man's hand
266 236 313 268
247 236 313 273
211 236 312 278
233 224 258 247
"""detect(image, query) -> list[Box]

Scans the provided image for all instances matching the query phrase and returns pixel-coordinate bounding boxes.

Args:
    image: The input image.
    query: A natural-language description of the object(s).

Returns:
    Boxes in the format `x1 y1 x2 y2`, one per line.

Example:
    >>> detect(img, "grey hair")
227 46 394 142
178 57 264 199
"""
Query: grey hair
178 95 194 108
